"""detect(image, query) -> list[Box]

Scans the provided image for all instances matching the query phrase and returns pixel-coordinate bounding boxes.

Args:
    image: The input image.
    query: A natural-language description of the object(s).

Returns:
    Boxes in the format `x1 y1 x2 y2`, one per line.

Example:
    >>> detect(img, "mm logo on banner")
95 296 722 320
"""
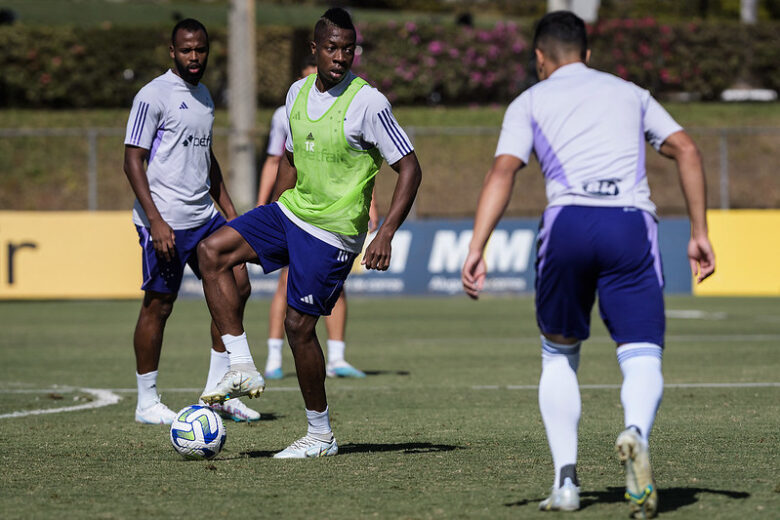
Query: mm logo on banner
428 229 535 273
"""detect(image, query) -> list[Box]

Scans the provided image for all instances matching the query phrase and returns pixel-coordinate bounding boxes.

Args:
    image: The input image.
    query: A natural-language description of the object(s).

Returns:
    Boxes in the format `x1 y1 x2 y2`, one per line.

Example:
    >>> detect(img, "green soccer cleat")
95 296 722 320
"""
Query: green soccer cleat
616 428 658 519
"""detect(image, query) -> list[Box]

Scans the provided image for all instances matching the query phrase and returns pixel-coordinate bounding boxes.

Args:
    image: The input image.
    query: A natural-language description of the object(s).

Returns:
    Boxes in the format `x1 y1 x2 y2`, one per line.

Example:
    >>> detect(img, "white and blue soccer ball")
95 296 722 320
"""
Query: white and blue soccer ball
170 405 226 460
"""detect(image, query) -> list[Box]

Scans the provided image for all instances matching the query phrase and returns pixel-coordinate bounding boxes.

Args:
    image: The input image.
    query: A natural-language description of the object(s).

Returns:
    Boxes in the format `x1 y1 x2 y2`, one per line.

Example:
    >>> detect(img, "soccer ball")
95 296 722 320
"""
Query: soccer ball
169 405 226 460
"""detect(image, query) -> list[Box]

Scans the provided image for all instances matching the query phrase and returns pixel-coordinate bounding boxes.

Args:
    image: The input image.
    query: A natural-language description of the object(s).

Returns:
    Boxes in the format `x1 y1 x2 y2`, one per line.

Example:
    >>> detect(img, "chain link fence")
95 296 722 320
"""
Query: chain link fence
1 126 778 215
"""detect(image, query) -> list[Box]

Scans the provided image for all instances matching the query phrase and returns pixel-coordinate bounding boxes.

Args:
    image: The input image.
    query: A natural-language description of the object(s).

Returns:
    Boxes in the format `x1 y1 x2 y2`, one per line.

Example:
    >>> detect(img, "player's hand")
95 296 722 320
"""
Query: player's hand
462 249 487 300
688 235 715 284
150 219 176 262
362 232 391 271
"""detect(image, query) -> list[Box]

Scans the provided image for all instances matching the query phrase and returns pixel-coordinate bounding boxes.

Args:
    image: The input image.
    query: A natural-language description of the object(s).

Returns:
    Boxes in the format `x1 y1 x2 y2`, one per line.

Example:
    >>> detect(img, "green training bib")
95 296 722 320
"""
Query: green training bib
278 74 383 235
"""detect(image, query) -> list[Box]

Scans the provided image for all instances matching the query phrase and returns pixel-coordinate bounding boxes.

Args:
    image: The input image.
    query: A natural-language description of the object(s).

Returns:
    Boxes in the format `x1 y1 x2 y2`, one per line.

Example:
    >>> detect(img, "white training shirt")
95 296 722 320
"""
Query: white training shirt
496 62 683 217
266 105 287 157
277 71 414 253
124 69 217 229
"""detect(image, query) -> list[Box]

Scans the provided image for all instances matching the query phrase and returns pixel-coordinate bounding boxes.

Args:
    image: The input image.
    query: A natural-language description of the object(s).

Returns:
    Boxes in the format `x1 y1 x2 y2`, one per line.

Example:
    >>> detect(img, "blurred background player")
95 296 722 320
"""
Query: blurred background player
123 18 260 424
462 11 715 518
257 54 377 380
197 7 421 458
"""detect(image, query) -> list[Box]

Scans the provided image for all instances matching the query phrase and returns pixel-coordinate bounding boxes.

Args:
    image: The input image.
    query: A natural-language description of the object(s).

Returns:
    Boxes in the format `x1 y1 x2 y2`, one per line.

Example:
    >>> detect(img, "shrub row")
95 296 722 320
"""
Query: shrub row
0 20 777 108
0 25 294 108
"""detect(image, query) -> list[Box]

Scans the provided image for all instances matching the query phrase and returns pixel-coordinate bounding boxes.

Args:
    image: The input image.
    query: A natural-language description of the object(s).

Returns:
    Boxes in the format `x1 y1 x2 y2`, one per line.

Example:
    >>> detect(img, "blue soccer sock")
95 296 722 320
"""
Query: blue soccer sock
539 335 582 488
617 343 664 442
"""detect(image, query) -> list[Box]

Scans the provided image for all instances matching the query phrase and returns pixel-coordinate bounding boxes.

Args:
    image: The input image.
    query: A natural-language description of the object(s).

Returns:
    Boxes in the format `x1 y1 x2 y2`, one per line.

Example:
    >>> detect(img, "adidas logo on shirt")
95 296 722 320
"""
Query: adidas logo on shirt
300 294 314 305
179 102 188 109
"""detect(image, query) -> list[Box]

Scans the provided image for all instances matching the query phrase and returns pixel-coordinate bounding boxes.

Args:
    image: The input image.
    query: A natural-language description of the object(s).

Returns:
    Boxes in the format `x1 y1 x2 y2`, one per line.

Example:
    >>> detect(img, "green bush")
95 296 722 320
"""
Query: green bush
0 25 295 108
0 20 777 108
354 19 779 104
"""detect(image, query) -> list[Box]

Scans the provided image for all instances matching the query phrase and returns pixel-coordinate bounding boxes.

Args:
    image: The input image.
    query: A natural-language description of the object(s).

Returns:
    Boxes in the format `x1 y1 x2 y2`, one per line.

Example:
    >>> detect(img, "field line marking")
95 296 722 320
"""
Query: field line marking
482 382 780 391
0 388 121 419
407 334 780 345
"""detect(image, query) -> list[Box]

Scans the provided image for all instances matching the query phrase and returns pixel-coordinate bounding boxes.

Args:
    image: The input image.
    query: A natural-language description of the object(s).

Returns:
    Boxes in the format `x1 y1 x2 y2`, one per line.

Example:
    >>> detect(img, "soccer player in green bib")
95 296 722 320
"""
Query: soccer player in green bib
197 7 422 458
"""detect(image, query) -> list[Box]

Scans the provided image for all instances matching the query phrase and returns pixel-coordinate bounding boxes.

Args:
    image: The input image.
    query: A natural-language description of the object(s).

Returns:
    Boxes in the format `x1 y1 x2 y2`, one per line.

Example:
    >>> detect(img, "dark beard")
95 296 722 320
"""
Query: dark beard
174 58 207 85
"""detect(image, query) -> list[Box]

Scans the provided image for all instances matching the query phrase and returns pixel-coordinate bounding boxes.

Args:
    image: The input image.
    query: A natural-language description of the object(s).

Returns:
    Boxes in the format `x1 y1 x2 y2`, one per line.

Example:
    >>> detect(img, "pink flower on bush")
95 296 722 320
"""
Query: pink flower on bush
428 40 443 55
616 65 628 78
40 73 51 85
639 43 651 56
405 22 417 32
51 56 62 67
448 48 460 58
659 69 671 82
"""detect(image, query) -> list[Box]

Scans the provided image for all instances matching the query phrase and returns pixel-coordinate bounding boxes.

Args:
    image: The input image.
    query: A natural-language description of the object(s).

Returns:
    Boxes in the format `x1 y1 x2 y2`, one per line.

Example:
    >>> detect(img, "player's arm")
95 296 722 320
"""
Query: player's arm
123 145 176 262
271 150 297 202
462 154 525 299
368 186 380 233
659 130 715 283
207 148 239 220
362 152 422 271
257 154 282 206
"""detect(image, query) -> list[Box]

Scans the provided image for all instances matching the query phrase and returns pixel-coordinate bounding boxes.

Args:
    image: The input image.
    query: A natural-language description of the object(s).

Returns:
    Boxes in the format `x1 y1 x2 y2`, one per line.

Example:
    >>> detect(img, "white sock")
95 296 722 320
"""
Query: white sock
222 332 255 369
204 349 230 391
538 336 582 488
618 343 664 442
327 340 345 365
306 407 333 439
265 338 283 372
136 370 159 410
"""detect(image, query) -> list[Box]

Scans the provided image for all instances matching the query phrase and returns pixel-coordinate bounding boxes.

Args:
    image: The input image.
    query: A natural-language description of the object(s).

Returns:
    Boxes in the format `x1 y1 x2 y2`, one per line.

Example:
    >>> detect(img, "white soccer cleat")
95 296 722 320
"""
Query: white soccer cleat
538 478 580 512
326 360 366 378
135 396 177 425
273 434 339 459
200 368 265 405
616 428 658 519
199 398 261 422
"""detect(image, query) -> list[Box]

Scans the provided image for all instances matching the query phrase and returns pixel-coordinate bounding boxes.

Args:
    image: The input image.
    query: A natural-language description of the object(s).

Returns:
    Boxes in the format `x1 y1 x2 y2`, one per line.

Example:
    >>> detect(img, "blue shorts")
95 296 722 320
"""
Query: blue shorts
136 213 226 294
535 206 665 346
228 203 357 317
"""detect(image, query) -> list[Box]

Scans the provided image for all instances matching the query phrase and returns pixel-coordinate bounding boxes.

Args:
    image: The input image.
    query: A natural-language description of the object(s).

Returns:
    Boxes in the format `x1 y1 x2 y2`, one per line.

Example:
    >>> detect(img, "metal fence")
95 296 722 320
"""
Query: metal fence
0 126 778 212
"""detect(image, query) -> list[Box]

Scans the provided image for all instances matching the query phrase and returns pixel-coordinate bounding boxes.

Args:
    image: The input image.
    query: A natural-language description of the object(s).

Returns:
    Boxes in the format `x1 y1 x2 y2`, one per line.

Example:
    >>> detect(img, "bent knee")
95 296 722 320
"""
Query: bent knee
284 311 317 341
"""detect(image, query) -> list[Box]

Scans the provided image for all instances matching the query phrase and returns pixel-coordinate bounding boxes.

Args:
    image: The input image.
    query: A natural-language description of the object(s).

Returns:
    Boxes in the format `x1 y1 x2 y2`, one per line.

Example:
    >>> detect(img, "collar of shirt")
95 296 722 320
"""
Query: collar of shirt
312 71 356 99
166 69 200 90
548 61 588 79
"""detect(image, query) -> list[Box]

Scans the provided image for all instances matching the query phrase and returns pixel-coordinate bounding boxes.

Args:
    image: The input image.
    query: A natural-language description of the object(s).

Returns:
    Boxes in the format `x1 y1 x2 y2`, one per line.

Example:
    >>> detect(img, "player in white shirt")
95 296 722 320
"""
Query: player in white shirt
257 56 377 381
197 8 421 459
461 11 715 518
124 19 259 425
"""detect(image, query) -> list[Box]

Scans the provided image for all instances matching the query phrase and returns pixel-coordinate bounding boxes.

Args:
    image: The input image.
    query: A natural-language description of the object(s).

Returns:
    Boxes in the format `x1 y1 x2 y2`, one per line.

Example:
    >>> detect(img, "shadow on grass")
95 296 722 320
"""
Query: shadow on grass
239 441 462 459
505 486 750 512
362 370 411 376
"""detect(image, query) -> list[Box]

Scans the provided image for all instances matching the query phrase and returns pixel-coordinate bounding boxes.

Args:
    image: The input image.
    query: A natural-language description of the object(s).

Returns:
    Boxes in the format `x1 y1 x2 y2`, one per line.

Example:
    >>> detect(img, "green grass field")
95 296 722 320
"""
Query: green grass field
1 296 778 519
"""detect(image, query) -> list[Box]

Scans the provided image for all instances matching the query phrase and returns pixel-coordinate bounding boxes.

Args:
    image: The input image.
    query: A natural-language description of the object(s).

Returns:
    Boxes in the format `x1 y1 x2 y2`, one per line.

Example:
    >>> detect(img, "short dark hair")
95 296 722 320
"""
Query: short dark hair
533 11 587 62
171 18 209 46
313 7 355 43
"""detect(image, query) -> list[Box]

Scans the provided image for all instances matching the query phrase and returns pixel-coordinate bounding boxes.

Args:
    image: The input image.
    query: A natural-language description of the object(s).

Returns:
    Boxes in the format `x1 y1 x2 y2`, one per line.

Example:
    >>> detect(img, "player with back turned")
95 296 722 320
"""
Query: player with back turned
123 19 259 425
462 11 715 518
197 7 422 458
